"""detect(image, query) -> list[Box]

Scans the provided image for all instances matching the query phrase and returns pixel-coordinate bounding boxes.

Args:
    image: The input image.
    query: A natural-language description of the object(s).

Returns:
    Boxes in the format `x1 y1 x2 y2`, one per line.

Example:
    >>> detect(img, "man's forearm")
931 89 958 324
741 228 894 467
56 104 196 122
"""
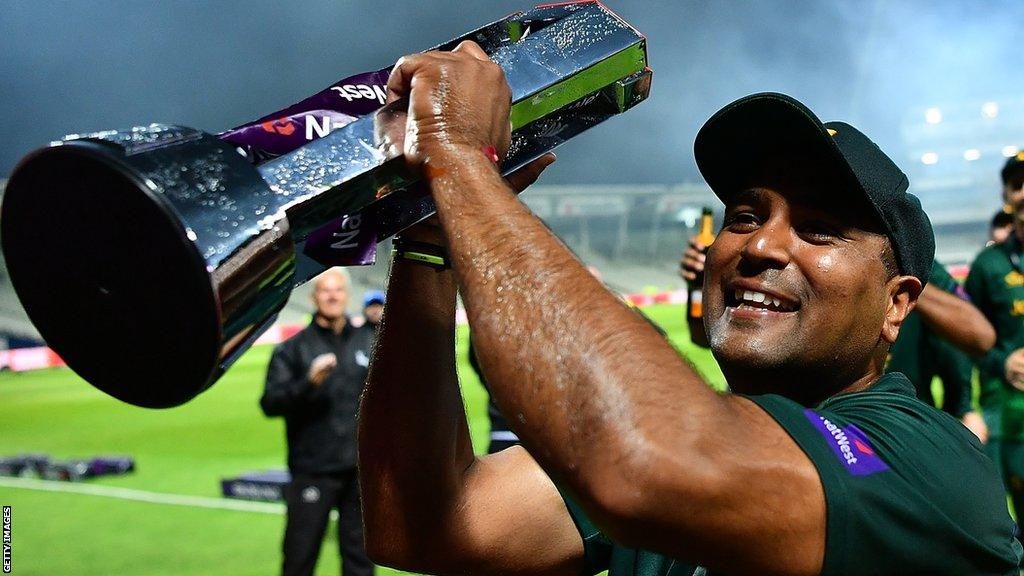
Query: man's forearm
916 284 995 356
358 256 474 565
429 153 726 520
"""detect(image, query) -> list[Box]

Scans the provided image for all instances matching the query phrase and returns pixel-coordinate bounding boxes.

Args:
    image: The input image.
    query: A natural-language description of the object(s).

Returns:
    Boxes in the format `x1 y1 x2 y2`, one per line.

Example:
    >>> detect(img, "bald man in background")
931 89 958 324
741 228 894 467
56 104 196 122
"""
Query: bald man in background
261 267 376 576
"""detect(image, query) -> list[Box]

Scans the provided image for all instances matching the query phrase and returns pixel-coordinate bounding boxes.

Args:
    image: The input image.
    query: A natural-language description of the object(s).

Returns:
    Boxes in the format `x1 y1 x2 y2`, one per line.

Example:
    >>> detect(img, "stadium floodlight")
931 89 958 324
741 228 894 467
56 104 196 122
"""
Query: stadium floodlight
1003 146 1020 158
924 107 942 124
921 152 939 165
963 149 981 161
675 206 702 227
982 102 999 119
0 2 651 408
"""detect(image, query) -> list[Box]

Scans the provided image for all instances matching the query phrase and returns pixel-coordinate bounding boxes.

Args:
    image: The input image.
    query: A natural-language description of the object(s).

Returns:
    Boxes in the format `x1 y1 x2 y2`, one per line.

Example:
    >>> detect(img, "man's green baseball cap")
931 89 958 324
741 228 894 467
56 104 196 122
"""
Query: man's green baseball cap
693 92 935 286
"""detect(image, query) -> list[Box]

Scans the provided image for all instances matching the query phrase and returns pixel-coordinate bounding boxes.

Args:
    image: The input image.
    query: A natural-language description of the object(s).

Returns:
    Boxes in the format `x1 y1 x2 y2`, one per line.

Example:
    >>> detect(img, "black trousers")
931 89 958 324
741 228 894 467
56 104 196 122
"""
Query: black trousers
282 470 374 576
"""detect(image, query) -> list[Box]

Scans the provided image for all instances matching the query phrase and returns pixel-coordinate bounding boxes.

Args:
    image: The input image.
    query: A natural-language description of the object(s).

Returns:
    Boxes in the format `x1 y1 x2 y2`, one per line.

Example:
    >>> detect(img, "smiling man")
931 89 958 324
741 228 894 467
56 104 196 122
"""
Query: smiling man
358 43 1021 576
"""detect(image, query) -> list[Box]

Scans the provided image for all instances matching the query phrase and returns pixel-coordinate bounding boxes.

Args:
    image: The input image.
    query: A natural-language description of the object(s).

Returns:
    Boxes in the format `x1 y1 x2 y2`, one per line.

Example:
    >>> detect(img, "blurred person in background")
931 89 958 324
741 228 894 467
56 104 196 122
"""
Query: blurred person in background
990 209 1014 247
885 263 987 441
967 153 1024 528
260 267 376 576
1001 153 1024 212
362 290 385 330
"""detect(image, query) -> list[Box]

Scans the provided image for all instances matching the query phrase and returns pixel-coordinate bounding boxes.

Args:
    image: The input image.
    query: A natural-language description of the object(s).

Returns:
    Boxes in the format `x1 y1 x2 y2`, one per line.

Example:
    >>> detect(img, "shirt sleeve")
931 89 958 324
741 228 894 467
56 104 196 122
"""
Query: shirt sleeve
978 346 1011 382
965 257 1008 380
746 394 870 575
929 333 977 417
747 391 1020 576
556 486 614 576
556 488 703 576
930 262 959 294
964 258 988 309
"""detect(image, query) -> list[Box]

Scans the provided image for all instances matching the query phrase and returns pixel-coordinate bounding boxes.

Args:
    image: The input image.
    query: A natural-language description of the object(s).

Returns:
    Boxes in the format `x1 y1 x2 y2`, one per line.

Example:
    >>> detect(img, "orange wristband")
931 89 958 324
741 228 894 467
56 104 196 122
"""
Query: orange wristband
482 145 500 164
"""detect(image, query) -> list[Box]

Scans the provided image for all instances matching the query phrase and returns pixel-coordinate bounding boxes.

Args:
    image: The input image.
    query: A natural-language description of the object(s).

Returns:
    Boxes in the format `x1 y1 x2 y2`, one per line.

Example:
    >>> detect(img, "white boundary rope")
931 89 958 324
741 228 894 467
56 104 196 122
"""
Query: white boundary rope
0 476 285 514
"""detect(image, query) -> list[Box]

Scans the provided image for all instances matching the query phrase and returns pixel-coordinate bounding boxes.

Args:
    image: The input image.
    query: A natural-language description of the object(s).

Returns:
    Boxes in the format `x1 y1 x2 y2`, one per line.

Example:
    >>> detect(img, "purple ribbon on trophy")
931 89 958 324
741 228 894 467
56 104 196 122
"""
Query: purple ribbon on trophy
220 68 393 266
221 67 392 160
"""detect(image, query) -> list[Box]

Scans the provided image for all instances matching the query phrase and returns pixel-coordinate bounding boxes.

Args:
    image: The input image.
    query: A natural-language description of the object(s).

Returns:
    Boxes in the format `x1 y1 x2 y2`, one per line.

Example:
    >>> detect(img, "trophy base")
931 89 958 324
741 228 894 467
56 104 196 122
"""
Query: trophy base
2 143 221 408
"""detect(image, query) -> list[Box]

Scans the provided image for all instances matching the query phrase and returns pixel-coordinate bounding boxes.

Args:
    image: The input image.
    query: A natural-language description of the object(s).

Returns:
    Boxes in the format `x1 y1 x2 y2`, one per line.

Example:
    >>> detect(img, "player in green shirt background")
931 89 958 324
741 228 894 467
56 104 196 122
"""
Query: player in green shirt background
967 153 1024 526
885 262 987 439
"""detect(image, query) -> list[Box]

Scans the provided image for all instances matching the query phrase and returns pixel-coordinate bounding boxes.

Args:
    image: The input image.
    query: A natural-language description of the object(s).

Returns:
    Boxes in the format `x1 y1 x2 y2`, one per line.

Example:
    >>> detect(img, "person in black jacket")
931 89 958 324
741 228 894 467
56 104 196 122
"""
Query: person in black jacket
261 267 376 576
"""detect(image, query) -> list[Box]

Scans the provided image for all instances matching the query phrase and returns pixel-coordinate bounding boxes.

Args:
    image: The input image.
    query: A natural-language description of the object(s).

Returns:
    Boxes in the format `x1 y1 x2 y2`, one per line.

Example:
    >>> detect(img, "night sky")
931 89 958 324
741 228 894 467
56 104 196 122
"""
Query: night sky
2 1 1020 184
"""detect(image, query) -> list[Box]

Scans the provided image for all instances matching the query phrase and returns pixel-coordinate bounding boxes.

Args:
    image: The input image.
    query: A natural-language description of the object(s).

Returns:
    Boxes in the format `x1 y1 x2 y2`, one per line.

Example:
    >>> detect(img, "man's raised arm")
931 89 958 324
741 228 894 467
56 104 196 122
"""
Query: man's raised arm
357 194 582 574
916 282 996 357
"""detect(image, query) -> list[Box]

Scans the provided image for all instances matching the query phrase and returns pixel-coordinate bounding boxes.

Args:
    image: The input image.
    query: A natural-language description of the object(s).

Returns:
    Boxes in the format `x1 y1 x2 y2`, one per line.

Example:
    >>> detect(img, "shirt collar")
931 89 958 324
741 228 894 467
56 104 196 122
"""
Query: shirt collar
311 314 351 336
818 372 915 409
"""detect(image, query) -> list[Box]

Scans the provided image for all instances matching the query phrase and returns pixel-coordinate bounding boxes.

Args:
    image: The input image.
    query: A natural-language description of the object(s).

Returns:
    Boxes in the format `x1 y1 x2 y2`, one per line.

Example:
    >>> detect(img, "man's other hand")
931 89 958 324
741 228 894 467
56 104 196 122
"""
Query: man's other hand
308 353 338 387
1006 349 1024 390
961 411 989 443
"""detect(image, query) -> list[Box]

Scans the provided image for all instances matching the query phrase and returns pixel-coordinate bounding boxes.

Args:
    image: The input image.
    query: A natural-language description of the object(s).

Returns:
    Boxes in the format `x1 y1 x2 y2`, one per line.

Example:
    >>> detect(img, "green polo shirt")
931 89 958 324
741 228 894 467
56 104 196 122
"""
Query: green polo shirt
965 237 1024 441
561 373 1020 576
886 262 974 417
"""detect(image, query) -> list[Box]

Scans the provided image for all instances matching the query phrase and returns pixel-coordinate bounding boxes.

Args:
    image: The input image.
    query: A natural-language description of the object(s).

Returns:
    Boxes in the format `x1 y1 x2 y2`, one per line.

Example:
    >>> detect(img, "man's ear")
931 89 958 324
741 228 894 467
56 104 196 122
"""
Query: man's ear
881 275 923 344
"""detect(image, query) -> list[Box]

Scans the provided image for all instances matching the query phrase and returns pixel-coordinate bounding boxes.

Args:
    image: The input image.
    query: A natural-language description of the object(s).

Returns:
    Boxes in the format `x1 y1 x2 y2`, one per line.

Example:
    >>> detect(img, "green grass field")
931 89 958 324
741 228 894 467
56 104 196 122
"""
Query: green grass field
0 304 723 575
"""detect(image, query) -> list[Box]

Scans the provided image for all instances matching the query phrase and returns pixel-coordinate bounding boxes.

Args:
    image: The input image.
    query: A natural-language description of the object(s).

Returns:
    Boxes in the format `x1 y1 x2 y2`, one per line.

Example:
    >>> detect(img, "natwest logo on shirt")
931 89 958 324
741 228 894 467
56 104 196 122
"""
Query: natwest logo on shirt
804 409 889 476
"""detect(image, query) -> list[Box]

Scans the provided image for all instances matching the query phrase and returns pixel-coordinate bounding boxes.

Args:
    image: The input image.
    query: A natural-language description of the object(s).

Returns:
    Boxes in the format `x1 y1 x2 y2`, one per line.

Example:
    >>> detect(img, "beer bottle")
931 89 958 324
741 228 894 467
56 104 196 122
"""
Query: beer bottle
687 208 716 319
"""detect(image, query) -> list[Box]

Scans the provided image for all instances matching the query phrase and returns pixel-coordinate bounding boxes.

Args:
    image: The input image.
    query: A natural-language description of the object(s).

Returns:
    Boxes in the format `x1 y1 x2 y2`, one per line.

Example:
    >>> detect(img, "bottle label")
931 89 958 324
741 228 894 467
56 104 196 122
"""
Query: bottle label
689 289 703 318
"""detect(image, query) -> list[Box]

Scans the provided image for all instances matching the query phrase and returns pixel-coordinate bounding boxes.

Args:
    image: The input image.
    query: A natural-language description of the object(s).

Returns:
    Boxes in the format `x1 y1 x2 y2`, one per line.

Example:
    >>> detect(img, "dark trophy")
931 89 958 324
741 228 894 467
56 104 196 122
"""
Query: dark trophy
1 1 651 407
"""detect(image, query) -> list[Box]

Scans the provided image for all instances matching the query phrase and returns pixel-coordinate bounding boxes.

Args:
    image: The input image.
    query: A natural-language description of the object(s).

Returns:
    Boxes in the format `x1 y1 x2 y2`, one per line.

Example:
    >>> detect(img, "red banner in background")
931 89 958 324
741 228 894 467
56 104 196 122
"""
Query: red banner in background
3 266 982 375
0 290 690 373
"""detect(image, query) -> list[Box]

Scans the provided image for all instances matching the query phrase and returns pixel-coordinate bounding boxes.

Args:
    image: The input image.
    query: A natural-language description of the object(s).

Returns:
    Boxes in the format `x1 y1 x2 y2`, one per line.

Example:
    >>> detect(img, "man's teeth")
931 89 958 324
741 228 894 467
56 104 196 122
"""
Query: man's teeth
733 289 790 310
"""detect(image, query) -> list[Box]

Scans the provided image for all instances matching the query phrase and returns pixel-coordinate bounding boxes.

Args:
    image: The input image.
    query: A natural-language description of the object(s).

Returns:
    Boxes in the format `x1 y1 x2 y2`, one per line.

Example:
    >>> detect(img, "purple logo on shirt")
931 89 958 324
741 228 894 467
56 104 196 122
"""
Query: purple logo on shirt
804 409 889 476
953 284 970 301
